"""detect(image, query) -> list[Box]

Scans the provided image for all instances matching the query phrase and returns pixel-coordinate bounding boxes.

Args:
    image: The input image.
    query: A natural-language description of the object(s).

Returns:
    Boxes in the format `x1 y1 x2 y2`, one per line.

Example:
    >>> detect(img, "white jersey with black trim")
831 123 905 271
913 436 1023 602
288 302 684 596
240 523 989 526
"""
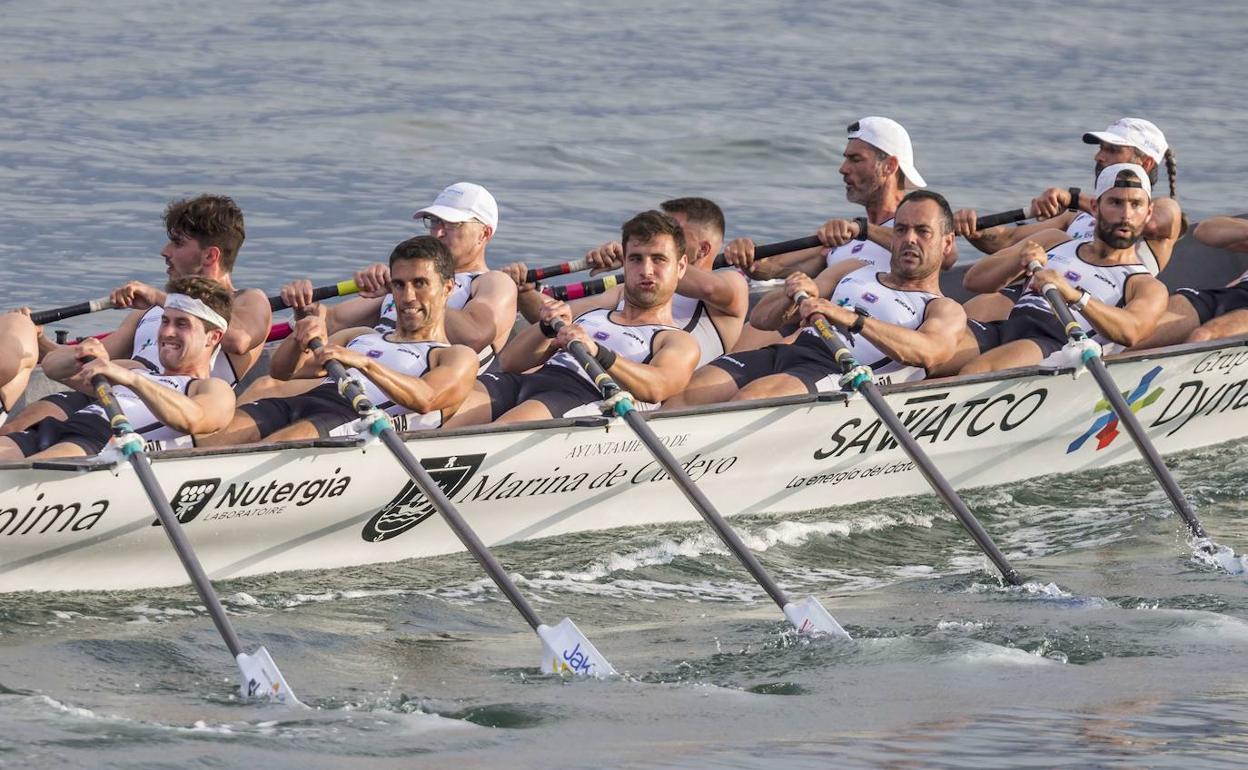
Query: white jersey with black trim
1065 212 1160 275
548 307 677 410
804 265 936 385
616 285 727 369
330 332 449 431
826 217 895 272
79 370 197 449
131 306 237 385
376 270 494 372
1014 238 1150 354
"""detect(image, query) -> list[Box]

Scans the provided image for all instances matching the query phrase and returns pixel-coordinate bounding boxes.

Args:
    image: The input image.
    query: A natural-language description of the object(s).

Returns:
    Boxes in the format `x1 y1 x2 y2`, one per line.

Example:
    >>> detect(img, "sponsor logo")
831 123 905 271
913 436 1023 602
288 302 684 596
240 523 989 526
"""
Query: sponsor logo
361 454 485 542
1149 352 1248 437
366 349 383 358
1067 366 1164 453
1064 270 1081 282
558 642 593 675
193 468 353 522
861 292 879 304
593 331 610 341
850 242 865 254
0 495 109 537
158 478 221 526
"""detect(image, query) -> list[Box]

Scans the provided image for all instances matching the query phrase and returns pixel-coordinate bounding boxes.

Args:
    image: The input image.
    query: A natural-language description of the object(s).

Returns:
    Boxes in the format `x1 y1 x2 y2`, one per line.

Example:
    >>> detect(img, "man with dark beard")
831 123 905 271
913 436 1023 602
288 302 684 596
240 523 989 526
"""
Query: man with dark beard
947 164 1168 374
664 190 965 406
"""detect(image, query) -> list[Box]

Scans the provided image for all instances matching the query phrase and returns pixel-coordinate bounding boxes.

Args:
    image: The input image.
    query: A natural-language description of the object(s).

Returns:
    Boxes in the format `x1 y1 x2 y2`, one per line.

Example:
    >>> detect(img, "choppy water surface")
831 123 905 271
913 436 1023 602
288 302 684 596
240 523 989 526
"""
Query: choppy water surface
4 1 1248 767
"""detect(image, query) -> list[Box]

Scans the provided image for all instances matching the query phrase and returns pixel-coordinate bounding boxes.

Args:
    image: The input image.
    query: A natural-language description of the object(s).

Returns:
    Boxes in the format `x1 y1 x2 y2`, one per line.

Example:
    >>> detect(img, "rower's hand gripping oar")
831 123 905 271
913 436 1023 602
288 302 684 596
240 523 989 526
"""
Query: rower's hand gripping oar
87 365 300 705
306 338 615 677
551 319 849 639
268 279 360 311
792 292 1023 586
1024 260 1217 547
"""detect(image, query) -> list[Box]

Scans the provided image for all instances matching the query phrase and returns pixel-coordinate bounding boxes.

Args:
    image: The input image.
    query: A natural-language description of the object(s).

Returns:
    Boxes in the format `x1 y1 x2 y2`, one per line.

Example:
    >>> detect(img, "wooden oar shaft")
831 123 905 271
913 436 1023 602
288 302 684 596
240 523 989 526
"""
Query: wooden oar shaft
313 344 546 631
794 294 1022 585
553 322 793 611
89 375 245 656
1027 263 1209 540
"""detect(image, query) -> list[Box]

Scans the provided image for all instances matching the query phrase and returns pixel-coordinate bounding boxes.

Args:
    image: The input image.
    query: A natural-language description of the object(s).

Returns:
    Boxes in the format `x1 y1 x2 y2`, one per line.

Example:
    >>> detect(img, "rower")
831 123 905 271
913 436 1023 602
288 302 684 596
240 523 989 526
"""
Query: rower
0 311 40 427
948 164 1168 375
2 195 270 434
0 278 236 460
200 237 478 444
275 182 517 374
506 197 747 367
1134 216 1248 346
722 116 934 352
445 210 700 426
957 118 1183 322
663 190 965 407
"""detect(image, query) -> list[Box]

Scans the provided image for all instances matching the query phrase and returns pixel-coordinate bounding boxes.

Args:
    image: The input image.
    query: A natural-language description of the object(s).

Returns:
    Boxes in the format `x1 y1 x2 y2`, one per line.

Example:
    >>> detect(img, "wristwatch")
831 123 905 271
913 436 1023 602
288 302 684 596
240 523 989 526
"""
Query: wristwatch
1070 289 1092 312
853 216 870 242
849 306 870 334
1066 187 1082 212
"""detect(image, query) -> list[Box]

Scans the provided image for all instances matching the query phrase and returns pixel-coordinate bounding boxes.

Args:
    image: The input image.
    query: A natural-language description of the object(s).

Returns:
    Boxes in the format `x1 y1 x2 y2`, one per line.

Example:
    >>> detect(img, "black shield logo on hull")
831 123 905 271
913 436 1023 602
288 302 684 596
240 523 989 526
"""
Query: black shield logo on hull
155 478 221 526
362 454 485 542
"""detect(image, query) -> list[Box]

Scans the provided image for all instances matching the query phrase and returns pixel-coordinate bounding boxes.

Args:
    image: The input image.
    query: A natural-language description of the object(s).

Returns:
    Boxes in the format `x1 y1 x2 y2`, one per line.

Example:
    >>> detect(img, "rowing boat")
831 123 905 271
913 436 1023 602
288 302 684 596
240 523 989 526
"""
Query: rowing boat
2 333 1245 593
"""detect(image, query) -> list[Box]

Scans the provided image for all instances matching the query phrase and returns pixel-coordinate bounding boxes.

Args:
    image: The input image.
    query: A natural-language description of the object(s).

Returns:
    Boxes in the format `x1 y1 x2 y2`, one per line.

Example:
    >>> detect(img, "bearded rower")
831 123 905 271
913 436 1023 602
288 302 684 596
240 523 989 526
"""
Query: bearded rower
201 236 478 444
506 197 747 367
0 278 236 460
946 164 1168 375
665 190 965 407
446 210 700 426
2 194 270 434
957 118 1184 323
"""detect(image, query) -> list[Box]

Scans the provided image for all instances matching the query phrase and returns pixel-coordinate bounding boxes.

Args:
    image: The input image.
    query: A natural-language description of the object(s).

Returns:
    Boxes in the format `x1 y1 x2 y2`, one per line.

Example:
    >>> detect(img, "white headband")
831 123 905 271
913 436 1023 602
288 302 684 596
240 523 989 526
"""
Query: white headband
164 293 229 332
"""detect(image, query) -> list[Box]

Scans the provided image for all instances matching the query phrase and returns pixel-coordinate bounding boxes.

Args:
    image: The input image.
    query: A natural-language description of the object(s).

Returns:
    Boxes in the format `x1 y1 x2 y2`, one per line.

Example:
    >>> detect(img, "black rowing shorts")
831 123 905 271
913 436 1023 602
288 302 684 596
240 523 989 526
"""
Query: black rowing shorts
998 279 1026 302
708 332 838 394
6 413 113 457
240 382 361 439
1175 284 1248 325
967 306 1067 358
35 390 94 417
479 365 604 421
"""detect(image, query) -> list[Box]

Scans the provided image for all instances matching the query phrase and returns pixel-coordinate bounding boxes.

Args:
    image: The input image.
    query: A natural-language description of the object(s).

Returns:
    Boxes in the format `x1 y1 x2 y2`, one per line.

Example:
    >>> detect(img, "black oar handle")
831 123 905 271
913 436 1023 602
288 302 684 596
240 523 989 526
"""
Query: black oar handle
525 258 590 283
1025 260 1087 341
268 279 361 311
541 274 620 302
712 235 824 270
975 208 1028 230
30 296 114 326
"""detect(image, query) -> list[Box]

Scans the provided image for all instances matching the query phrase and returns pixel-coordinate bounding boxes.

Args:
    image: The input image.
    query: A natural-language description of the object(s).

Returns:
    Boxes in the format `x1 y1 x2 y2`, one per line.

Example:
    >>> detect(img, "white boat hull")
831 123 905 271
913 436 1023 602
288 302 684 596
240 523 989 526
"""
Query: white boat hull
2 339 1246 593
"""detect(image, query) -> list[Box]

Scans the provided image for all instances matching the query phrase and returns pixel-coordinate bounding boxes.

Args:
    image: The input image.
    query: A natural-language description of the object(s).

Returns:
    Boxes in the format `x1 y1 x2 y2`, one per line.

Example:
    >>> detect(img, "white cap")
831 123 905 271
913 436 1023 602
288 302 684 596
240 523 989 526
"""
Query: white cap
413 182 499 232
1094 163 1152 200
847 116 926 188
1082 118 1168 166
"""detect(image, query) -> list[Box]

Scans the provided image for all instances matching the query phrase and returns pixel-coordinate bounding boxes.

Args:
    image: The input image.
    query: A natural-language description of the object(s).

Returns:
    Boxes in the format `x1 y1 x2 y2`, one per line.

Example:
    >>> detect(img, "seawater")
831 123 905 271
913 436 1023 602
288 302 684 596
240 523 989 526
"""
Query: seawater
2 1 1248 767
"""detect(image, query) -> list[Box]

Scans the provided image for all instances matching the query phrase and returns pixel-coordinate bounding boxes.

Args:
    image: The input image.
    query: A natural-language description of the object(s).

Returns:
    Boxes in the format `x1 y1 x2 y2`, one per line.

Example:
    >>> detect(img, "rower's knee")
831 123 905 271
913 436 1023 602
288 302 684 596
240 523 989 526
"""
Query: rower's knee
1187 326 1217 344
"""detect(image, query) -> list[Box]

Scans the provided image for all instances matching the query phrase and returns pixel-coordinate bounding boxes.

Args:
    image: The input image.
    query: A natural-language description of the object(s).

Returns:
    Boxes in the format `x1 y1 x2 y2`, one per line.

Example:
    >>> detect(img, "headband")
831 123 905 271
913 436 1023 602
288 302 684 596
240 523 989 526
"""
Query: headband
164 293 229 331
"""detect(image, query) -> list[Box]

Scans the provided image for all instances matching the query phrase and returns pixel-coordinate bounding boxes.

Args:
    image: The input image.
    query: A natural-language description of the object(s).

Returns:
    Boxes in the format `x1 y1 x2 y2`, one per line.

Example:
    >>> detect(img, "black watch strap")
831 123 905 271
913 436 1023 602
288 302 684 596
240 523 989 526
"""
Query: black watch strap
1066 187 1082 212
849 307 869 334
854 216 870 241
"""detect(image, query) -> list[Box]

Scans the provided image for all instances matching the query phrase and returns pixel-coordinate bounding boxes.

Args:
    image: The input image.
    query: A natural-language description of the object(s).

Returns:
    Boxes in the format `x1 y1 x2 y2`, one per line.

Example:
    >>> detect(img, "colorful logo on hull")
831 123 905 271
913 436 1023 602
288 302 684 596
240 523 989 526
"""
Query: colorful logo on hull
1066 366 1164 453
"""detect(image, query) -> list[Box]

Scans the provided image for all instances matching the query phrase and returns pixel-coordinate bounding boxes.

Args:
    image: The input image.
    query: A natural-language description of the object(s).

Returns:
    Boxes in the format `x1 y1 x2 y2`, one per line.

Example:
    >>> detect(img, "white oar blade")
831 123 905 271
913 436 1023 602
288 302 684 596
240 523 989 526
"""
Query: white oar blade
537 618 616 678
236 647 302 706
782 596 851 640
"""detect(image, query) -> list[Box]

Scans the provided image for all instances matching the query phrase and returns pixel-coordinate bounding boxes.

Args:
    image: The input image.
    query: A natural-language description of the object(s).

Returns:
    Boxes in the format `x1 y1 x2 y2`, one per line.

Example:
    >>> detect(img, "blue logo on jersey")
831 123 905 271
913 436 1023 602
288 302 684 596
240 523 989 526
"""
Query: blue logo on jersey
851 243 865 254
366 349 383 358
594 331 610 341
861 292 879 304
1064 270 1081 282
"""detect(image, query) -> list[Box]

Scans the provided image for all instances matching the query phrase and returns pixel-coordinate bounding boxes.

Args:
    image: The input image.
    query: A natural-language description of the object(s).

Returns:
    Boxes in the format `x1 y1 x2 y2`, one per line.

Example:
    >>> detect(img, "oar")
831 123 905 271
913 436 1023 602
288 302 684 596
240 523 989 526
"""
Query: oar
1024 260 1215 545
87 368 300 704
551 319 850 639
525 259 590 283
267 279 360 311
541 274 620 302
707 210 1030 269
307 339 615 677
30 297 115 326
792 291 1023 586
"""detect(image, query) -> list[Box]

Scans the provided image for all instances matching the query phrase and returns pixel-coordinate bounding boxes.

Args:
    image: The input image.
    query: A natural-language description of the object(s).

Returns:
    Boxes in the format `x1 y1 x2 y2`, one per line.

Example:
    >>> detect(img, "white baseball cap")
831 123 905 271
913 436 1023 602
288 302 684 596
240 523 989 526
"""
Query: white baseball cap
1082 118 1168 166
413 182 499 231
1094 163 1152 200
847 116 926 188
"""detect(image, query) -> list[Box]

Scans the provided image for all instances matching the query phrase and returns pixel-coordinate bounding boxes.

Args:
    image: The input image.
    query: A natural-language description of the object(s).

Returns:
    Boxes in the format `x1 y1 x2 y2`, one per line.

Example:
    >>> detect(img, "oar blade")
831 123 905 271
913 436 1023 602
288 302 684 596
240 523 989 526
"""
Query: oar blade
537 618 616 679
236 646 303 706
782 596 851 640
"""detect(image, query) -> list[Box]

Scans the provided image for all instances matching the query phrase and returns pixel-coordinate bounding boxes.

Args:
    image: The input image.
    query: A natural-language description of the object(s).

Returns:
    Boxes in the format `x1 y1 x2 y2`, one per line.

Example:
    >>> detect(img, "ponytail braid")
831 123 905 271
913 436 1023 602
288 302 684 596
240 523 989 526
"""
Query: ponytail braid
1163 148 1189 235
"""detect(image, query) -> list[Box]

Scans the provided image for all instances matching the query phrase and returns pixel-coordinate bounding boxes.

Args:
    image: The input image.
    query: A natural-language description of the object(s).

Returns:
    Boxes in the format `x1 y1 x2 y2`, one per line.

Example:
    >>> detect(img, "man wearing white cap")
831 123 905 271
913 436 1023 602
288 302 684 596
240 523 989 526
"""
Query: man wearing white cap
945 164 1169 374
0 277 237 459
277 182 517 373
957 117 1184 325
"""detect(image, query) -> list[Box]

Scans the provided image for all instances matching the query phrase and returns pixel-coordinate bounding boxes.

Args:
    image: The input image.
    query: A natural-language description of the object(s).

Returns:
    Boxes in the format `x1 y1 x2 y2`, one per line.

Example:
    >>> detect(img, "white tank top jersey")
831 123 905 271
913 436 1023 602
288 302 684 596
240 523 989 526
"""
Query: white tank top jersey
548 307 677 410
131 306 237 385
615 281 729 369
330 332 449 431
1015 238 1150 354
79 370 197 449
803 265 936 384
826 217 895 272
376 271 494 372
1065 212 1160 275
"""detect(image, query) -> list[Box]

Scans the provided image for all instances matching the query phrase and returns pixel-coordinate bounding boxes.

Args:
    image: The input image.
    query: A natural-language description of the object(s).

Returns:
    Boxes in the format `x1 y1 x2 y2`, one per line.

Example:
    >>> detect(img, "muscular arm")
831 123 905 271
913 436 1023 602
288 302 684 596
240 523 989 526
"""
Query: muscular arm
498 292 617 373
676 265 748 318
353 344 478 414
858 298 966 370
998 213 1078 249
597 329 700 404
283 327 371 379
41 309 143 381
326 296 386 334
1194 216 1248 253
221 288 272 356
962 230 1071 294
750 245 825 280
444 271 517 353
750 260 864 331
1079 275 1169 347
132 375 237 435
